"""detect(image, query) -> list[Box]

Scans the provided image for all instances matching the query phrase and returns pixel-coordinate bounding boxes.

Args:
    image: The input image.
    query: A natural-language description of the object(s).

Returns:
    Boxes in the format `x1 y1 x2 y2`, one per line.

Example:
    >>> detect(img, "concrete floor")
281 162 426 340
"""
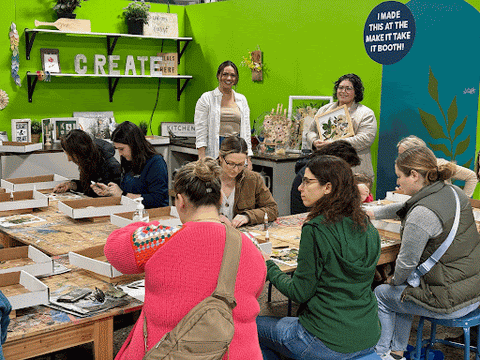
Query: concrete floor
29 283 471 360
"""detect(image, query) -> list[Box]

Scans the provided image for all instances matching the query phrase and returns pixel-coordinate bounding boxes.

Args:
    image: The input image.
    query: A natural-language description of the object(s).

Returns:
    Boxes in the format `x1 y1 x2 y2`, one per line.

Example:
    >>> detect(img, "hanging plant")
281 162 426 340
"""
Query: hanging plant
241 45 263 82
0 90 9 110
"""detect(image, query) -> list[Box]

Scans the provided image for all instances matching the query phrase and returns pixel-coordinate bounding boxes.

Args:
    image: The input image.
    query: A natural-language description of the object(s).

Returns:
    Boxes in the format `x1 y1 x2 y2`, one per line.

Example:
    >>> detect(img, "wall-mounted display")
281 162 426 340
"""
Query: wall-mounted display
314 105 355 141
73 111 117 140
51 118 78 141
40 48 61 73
11 119 31 142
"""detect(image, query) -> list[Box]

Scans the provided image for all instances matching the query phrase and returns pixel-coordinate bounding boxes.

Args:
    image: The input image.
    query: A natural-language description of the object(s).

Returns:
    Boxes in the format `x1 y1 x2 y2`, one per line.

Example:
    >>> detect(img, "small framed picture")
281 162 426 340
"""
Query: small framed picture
40 48 61 73
315 104 355 141
41 118 53 146
11 119 31 142
51 118 78 142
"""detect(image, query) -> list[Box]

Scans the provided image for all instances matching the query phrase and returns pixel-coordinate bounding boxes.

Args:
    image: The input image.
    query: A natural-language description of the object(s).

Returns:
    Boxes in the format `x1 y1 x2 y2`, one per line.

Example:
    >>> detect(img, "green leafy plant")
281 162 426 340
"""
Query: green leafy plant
418 67 472 167
53 0 82 13
122 0 151 24
139 121 148 136
31 120 42 135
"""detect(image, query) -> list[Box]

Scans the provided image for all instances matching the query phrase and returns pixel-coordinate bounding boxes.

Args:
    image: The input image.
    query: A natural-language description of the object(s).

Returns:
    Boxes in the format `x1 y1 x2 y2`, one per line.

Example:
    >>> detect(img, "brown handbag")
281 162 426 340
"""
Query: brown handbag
142 224 242 360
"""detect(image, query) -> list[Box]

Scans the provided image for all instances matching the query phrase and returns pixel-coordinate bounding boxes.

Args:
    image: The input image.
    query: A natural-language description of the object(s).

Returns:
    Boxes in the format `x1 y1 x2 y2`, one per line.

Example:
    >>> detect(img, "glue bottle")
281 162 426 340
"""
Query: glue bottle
263 212 268 231
132 197 149 222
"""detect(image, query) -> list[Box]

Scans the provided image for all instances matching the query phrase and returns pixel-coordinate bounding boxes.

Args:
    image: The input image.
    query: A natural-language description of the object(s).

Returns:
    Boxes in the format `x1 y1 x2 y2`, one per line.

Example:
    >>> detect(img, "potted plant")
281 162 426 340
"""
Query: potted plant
122 0 150 35
31 120 42 143
53 0 82 19
139 121 148 136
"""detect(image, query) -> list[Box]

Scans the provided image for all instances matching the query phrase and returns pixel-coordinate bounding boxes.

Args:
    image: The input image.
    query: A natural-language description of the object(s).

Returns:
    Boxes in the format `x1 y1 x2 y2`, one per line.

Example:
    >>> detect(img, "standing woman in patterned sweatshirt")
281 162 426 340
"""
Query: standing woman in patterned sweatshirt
257 155 381 359
105 157 266 360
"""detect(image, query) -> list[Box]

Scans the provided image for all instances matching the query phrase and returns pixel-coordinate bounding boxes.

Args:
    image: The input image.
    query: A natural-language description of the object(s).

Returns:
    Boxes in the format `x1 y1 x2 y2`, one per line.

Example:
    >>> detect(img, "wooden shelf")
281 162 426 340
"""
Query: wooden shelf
24 28 192 61
26 72 192 102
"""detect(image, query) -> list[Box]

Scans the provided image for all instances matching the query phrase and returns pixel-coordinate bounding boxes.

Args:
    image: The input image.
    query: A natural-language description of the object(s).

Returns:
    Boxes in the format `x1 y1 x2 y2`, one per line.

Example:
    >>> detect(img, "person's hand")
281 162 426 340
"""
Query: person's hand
126 193 141 200
219 215 232 227
54 181 73 193
313 139 330 149
91 182 110 197
231 214 249 228
107 182 123 197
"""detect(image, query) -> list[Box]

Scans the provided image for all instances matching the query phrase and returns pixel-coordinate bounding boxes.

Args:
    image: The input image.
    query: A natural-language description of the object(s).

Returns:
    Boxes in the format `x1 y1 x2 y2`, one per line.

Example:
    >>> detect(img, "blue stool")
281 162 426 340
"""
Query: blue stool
412 308 480 360
356 352 382 359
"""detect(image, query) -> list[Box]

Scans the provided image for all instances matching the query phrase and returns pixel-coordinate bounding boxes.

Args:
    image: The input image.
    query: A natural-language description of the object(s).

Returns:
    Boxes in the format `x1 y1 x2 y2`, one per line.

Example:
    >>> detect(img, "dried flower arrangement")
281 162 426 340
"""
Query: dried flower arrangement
259 104 302 153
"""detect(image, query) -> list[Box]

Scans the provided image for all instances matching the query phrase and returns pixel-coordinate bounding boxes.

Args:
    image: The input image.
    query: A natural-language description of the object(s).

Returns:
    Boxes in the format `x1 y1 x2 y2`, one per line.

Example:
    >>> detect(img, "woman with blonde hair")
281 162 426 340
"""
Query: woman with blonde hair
105 157 266 360
370 146 480 360
397 135 477 197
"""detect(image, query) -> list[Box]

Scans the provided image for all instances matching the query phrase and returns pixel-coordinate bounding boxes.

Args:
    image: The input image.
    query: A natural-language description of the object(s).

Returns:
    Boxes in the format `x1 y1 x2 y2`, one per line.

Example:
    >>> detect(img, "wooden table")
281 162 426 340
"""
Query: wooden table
3 259 143 360
0 199 118 256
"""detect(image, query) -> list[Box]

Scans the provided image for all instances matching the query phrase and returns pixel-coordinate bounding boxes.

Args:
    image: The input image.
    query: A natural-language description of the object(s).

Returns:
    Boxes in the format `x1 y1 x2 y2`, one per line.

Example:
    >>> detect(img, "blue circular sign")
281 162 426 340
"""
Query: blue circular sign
364 1 416 65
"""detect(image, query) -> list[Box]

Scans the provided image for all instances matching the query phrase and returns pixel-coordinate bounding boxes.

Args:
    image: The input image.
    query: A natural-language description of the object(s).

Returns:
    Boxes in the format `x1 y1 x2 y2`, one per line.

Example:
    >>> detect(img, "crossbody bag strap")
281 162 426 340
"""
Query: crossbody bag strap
407 186 461 288
212 224 242 308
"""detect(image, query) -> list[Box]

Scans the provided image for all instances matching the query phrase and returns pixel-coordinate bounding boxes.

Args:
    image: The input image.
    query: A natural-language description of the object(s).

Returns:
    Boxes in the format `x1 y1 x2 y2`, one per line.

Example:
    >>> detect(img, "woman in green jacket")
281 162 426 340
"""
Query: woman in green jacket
257 155 381 359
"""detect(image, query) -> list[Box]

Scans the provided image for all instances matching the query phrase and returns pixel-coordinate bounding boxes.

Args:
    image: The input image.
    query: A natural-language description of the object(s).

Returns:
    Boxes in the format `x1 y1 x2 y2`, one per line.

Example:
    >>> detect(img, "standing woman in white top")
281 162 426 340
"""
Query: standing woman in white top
306 73 377 179
397 135 478 197
194 61 253 164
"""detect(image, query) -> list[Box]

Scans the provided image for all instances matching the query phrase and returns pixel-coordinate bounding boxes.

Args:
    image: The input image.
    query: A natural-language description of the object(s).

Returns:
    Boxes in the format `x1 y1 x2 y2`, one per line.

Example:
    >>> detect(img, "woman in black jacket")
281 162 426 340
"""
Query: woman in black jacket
53 129 121 197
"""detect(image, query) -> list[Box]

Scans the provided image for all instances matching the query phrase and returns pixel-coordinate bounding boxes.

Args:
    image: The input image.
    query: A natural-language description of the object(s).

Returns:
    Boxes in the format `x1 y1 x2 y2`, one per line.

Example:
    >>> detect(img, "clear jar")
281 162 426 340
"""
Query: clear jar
0 131 8 142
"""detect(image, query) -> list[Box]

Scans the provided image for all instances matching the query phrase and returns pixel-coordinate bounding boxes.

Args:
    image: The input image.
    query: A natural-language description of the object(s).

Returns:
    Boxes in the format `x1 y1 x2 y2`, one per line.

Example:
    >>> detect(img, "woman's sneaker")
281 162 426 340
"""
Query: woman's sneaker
381 350 406 360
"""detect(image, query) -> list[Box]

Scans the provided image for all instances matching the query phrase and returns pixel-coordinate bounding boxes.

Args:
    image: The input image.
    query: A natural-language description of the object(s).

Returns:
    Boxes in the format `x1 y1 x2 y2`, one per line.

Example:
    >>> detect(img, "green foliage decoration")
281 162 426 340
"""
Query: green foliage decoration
418 67 472 168
31 120 42 135
122 0 151 24
53 0 82 13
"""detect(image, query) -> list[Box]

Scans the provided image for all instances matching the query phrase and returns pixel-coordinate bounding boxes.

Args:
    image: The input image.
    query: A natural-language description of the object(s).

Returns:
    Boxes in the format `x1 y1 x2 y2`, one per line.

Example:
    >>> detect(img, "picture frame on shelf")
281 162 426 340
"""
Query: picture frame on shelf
72 111 117 140
314 104 355 141
287 96 333 150
40 48 61 73
51 118 78 142
41 119 53 146
11 119 31 143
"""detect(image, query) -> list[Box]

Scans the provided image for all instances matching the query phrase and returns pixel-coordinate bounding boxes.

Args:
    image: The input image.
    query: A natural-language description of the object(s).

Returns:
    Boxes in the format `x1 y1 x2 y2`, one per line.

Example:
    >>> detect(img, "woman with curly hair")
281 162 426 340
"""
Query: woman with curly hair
53 129 120 197
306 73 377 179
257 155 381 360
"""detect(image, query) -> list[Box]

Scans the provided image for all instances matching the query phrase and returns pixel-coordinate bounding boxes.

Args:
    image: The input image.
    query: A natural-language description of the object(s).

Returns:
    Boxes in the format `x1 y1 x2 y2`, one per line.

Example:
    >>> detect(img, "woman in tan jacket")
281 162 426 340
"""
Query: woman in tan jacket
218 136 278 228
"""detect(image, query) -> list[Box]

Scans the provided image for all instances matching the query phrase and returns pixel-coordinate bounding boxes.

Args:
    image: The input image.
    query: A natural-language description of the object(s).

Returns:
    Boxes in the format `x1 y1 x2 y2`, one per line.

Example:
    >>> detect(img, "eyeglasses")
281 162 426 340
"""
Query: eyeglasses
223 158 247 169
338 86 354 92
301 177 319 186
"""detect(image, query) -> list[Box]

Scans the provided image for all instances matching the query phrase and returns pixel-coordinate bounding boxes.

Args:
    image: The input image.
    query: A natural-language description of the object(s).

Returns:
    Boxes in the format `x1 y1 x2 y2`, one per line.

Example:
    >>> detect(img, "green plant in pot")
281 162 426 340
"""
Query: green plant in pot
138 121 148 136
31 120 42 143
53 0 82 19
122 0 150 35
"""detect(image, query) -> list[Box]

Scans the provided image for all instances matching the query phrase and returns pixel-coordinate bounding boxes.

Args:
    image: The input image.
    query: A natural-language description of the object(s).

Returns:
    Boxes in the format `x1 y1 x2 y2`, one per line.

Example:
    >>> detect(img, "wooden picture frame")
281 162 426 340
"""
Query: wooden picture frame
11 119 31 143
287 96 333 150
40 48 61 73
51 118 78 142
314 104 355 141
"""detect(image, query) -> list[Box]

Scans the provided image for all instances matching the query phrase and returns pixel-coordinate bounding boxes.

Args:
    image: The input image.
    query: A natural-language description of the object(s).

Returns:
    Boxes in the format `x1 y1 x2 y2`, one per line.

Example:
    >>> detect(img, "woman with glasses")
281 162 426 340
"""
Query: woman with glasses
53 129 121 197
218 136 278 228
306 73 377 179
257 155 381 359
194 61 253 164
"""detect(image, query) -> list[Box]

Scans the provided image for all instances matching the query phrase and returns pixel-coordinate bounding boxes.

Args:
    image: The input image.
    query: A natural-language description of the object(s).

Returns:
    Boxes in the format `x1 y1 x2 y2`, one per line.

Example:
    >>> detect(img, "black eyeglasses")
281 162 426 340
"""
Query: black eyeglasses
223 158 247 169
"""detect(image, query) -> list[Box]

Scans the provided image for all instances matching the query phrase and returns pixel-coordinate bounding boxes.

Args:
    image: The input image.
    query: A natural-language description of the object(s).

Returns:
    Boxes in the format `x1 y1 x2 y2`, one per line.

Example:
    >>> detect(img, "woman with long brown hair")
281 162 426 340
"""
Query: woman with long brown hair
53 129 120 197
257 155 381 359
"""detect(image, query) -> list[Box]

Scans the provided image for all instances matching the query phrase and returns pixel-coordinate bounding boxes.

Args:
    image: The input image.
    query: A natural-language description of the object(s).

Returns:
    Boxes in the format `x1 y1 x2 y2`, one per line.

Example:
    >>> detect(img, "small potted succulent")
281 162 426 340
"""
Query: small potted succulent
31 120 42 143
139 121 148 136
122 0 151 35
53 0 82 19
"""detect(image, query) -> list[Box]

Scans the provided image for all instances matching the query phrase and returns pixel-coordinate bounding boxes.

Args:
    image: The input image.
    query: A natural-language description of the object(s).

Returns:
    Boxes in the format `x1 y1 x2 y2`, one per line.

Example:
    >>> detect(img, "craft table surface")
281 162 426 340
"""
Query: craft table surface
3 255 143 360
0 199 118 256
245 212 401 272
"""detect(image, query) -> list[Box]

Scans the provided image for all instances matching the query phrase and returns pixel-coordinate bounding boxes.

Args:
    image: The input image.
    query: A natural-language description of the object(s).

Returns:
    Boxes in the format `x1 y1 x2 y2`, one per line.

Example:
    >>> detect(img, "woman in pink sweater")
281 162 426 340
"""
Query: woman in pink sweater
105 157 266 360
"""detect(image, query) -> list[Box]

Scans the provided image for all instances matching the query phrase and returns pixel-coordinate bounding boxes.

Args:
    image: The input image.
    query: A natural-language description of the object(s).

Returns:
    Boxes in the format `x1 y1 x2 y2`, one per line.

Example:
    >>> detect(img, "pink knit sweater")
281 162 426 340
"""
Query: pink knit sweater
105 221 266 360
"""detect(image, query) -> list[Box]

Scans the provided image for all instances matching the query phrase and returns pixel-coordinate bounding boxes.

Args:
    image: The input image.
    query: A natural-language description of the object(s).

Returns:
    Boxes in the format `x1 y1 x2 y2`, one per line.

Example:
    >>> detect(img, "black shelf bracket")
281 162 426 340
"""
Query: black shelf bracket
108 77 121 102
25 30 37 60
177 78 191 101
27 73 38 103
177 39 192 64
106 35 120 56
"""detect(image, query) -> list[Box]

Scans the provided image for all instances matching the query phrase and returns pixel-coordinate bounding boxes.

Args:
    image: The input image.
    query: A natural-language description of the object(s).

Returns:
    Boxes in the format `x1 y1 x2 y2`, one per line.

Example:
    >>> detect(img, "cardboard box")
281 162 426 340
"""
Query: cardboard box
0 190 48 212
110 206 181 227
385 191 411 203
146 135 170 145
58 196 137 219
1 174 69 191
0 271 49 310
0 141 43 153
69 244 142 283
0 246 53 277
370 219 401 235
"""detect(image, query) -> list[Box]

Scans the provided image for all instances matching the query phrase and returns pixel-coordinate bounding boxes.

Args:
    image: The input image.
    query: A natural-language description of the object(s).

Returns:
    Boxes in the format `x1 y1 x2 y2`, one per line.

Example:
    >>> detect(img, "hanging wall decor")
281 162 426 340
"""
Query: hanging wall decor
0 90 9 110
9 23 21 87
241 46 263 82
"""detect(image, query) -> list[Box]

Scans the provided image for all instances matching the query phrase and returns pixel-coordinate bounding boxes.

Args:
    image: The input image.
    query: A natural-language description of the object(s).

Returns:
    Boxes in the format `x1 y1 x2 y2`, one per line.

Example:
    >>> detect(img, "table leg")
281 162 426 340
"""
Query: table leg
93 316 114 360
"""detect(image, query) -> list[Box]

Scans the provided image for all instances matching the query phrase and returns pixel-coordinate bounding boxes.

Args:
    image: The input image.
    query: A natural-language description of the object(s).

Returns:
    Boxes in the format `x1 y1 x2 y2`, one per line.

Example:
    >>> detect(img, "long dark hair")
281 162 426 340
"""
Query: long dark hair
217 61 239 85
306 155 367 230
333 73 364 103
60 129 102 191
111 121 157 175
